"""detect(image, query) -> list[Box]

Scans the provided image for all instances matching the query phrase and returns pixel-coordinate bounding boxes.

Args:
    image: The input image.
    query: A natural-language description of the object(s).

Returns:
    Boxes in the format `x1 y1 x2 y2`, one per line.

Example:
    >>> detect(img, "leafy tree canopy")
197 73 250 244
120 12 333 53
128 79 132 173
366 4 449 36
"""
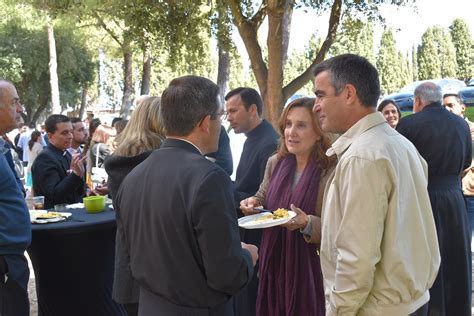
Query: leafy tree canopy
0 19 95 123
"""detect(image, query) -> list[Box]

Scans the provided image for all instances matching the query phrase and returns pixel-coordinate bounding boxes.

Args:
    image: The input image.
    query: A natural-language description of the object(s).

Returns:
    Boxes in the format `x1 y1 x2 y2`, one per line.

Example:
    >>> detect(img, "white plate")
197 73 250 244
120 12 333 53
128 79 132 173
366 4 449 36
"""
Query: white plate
30 211 72 224
238 211 296 229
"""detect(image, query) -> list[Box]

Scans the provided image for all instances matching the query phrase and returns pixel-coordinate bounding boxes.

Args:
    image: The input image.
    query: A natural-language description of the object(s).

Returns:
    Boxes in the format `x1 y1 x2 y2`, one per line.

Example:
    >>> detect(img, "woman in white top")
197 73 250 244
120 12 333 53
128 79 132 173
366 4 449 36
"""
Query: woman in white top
26 130 43 187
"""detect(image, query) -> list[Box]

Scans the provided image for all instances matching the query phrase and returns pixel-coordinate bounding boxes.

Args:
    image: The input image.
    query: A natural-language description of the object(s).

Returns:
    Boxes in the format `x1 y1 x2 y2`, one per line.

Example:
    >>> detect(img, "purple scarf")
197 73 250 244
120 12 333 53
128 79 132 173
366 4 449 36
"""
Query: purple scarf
256 154 325 316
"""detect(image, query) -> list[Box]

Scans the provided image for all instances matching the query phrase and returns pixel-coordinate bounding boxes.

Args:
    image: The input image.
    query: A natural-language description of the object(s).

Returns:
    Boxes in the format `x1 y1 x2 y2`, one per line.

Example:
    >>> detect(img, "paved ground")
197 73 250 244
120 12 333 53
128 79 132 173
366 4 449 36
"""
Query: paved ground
27 254 38 316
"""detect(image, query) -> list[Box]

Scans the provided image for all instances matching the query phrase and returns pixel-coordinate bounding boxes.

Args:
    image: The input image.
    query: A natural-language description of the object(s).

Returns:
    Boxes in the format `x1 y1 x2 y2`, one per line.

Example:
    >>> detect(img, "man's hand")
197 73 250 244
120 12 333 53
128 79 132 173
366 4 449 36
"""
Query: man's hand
94 184 109 196
240 197 261 216
70 153 86 178
241 242 259 266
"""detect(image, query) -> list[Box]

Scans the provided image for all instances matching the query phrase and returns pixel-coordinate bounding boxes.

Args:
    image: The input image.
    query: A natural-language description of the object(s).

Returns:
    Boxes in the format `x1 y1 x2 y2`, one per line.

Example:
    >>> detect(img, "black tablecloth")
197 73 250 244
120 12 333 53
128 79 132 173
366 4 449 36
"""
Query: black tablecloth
27 206 126 316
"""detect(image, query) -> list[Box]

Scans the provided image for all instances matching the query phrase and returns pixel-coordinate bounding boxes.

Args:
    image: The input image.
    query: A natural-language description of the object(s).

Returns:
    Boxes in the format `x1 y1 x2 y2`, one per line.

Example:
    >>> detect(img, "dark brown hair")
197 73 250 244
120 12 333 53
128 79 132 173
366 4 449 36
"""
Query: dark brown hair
28 130 41 151
377 99 401 119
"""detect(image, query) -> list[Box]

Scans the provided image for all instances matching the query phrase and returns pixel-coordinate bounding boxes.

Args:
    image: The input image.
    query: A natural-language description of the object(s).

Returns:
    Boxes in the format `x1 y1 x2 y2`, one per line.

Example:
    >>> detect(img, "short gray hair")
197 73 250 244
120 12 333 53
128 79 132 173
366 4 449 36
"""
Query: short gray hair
313 54 381 108
414 82 442 105
0 79 13 108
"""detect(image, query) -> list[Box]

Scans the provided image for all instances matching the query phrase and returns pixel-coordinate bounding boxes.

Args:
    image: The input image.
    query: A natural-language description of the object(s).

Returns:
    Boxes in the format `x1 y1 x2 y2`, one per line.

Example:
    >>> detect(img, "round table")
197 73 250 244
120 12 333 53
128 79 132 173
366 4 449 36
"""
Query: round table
27 206 126 316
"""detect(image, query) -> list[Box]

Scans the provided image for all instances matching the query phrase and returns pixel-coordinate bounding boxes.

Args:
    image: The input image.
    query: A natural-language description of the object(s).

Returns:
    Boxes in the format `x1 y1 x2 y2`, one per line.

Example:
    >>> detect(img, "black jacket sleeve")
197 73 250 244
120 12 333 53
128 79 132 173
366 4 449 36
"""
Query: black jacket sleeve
192 168 253 295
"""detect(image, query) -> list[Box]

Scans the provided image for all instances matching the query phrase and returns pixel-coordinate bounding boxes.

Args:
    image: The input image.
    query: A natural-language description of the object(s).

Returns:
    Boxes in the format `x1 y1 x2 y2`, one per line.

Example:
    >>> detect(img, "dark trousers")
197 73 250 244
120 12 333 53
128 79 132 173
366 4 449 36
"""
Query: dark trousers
0 254 30 316
410 302 428 316
139 287 234 316
123 303 138 316
465 196 474 234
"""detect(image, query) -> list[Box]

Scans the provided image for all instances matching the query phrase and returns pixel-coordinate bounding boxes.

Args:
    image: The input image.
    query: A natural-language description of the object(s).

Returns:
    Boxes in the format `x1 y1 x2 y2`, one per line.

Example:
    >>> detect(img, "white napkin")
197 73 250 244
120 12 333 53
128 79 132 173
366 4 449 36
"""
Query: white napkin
67 203 84 209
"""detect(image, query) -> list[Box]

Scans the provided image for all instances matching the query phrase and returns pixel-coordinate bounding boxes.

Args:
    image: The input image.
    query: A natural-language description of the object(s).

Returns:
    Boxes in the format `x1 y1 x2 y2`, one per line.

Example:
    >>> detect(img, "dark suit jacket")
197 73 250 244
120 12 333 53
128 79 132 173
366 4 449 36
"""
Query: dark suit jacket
397 102 472 315
31 143 85 209
116 139 253 314
397 102 471 178
234 119 279 208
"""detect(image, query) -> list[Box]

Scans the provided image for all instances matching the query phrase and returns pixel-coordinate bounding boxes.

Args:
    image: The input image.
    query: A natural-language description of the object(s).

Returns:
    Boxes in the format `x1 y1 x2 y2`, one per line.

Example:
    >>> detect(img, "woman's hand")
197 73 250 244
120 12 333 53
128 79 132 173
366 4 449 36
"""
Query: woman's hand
240 197 261 216
281 204 309 231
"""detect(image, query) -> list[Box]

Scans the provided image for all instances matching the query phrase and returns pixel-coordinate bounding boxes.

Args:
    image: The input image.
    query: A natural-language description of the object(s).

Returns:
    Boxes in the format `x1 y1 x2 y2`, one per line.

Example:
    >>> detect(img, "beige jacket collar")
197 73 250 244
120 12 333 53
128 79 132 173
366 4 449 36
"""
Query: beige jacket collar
326 112 386 158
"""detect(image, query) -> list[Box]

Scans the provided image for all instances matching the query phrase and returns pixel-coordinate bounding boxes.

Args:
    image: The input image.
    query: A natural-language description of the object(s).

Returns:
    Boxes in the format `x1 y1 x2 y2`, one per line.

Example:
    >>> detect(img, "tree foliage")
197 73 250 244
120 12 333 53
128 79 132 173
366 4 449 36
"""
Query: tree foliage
417 27 441 80
411 46 418 81
398 52 412 89
450 18 474 82
1 0 427 127
377 28 400 94
227 0 413 126
285 35 323 96
330 18 375 65
432 26 457 78
0 20 95 123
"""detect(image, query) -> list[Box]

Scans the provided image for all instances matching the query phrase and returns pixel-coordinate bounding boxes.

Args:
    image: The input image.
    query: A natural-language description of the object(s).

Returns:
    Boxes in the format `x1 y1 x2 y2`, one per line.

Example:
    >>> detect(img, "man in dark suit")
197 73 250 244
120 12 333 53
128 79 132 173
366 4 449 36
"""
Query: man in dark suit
116 75 258 315
0 79 31 316
225 87 279 316
32 114 86 209
397 82 472 315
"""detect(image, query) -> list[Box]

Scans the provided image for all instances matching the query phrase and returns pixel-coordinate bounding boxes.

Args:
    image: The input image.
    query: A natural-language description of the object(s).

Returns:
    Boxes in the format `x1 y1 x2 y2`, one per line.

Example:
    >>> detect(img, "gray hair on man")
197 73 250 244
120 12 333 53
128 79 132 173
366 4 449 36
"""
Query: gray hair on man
414 82 442 105
0 79 13 104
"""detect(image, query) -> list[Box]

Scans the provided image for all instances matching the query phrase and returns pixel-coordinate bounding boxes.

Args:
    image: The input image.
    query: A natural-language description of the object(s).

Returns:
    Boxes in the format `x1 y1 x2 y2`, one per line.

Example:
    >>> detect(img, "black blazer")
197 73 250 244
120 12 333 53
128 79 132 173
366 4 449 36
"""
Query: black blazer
31 143 85 209
116 138 253 313
397 102 471 178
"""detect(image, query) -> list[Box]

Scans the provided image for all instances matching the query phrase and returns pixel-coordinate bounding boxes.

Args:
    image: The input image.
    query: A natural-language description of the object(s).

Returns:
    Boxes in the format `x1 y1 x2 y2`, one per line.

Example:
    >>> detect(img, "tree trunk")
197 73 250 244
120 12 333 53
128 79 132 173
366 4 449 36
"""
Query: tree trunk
229 0 342 127
140 30 151 96
31 95 49 125
265 0 286 127
282 0 342 100
228 1 268 97
79 85 88 119
217 45 230 104
46 16 61 114
120 34 133 118
281 2 293 67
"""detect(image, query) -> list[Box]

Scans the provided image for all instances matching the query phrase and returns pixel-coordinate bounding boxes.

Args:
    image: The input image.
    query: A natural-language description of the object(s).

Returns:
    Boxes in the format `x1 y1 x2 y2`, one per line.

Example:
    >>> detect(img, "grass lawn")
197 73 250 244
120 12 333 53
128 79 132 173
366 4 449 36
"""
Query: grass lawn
465 107 474 122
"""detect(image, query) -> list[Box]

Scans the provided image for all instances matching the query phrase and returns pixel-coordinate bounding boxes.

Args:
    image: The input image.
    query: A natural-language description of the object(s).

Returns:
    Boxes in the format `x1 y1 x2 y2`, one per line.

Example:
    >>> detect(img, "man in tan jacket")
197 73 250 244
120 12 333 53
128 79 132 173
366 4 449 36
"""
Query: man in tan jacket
313 55 440 316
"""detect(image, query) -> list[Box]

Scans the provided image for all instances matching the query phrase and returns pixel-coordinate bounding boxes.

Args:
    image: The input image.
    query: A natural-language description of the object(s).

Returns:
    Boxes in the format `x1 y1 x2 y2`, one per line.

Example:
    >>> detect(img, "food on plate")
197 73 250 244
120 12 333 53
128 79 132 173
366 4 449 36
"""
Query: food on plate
36 211 62 219
252 208 289 223
254 214 274 222
273 208 289 219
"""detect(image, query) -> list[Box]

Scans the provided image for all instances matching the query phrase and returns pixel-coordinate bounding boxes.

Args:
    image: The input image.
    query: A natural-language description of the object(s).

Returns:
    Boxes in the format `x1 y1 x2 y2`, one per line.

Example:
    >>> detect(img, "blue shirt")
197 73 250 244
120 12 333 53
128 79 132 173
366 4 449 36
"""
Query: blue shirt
0 139 31 255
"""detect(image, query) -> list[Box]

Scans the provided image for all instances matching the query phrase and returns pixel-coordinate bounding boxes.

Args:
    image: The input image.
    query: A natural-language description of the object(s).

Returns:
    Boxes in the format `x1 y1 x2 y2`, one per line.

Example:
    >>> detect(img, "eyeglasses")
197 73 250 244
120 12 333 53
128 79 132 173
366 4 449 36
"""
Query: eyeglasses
209 110 228 121
220 111 228 120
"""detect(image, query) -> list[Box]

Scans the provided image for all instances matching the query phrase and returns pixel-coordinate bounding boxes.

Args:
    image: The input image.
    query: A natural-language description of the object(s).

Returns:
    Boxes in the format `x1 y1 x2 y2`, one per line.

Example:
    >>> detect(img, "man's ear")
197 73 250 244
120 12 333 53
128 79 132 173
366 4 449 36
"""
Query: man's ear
345 84 357 104
199 115 211 134
249 104 258 116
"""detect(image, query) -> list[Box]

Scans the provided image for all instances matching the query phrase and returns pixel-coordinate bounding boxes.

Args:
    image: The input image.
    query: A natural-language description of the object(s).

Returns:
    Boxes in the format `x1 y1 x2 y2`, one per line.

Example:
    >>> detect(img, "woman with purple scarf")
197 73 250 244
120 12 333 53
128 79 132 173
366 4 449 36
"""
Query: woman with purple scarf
240 97 335 316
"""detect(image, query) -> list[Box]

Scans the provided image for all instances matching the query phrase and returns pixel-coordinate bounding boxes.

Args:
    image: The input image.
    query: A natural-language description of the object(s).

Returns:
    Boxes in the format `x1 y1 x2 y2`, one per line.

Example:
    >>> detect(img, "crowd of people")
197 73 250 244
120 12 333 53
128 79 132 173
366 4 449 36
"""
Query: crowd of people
0 53 473 316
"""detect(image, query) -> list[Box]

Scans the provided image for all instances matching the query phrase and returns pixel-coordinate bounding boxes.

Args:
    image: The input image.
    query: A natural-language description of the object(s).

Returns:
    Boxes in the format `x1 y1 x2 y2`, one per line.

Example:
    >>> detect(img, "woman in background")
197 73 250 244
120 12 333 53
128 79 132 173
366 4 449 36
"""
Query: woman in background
104 96 163 315
114 119 128 136
26 131 43 188
377 99 401 129
240 98 335 316
89 124 115 168
83 117 101 157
